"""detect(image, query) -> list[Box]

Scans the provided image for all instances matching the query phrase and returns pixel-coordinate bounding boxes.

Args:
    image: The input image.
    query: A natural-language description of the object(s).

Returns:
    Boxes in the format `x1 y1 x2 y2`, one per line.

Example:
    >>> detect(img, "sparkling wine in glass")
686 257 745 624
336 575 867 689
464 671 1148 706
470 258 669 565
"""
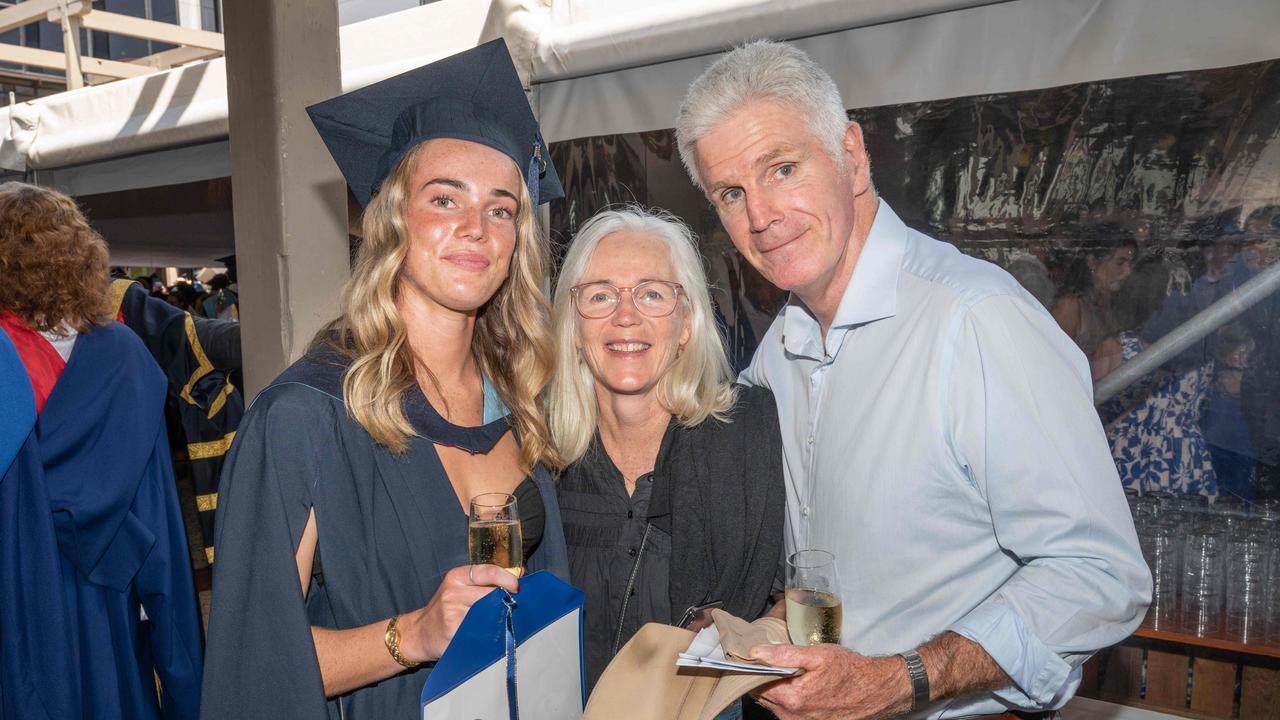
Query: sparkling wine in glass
785 549 843 646
468 492 523 578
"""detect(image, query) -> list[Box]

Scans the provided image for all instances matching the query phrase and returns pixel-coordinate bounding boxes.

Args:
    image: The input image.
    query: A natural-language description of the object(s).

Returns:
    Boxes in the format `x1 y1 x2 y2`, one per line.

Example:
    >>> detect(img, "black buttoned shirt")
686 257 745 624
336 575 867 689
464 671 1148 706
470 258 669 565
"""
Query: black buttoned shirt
560 436 672 692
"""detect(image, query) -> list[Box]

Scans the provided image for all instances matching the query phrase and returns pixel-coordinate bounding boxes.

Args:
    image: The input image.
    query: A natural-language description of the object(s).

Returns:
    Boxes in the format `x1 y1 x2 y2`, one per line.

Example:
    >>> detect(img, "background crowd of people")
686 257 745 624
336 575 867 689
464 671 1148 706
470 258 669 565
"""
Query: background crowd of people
114 268 241 322
1014 207 1280 503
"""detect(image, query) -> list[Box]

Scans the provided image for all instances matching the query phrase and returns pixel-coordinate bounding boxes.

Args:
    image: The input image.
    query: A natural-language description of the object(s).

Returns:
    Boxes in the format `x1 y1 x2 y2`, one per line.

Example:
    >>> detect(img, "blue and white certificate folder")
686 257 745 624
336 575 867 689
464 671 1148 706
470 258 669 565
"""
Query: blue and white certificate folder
421 571 585 720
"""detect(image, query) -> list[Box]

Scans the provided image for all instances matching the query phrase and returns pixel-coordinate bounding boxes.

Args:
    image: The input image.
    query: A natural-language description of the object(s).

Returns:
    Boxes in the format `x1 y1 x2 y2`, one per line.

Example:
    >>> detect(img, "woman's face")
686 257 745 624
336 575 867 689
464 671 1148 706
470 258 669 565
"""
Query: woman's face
1089 246 1136 294
575 230 691 402
398 138 522 315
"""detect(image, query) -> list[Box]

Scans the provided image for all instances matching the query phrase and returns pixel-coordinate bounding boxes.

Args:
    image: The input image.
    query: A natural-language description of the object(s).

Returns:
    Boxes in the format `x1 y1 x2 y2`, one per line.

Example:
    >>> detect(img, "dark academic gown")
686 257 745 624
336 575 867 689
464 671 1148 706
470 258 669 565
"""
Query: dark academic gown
0 321 204 720
201 348 571 720
110 279 244 565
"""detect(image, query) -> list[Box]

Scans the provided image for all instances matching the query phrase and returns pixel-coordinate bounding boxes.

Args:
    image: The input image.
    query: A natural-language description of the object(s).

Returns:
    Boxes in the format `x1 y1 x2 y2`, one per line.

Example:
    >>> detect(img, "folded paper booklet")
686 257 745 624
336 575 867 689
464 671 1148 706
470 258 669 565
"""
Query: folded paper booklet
676 612 799 676
584 610 800 720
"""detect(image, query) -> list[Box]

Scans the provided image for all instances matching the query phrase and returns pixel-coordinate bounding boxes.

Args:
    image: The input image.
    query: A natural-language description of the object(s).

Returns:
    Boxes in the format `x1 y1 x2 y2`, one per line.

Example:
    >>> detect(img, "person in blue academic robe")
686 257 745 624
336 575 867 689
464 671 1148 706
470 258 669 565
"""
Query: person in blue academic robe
201 39 571 719
0 319 204 720
0 180 204 720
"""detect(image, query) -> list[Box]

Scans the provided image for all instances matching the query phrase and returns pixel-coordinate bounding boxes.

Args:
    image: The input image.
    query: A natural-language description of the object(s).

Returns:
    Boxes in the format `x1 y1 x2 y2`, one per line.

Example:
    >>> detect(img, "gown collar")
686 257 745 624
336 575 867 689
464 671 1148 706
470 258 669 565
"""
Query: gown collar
404 377 511 453
270 346 511 454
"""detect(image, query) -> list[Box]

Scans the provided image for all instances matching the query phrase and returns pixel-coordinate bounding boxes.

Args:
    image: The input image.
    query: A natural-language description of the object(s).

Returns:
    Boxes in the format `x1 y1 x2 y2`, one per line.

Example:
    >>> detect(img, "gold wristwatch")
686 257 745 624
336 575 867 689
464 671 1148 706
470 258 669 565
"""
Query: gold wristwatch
384 615 422 668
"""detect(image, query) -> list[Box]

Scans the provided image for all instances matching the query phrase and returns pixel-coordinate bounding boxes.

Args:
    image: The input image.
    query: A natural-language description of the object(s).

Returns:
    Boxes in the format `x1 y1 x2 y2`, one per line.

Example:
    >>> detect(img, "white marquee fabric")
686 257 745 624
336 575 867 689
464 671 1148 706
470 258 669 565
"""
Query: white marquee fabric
534 0 1280 143
5 0 1279 197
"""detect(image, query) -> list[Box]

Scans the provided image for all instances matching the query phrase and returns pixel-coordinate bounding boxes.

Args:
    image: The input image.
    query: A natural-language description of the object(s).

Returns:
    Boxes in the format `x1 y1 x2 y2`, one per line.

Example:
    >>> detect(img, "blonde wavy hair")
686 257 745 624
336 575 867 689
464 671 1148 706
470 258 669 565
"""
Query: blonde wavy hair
320 143 560 472
548 206 736 465
0 182 111 332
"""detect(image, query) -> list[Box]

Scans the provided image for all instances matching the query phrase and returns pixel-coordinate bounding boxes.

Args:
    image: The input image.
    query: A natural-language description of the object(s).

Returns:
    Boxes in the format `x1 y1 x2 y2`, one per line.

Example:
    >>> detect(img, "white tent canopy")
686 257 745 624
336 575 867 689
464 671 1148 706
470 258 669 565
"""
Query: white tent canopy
8 0 1280 197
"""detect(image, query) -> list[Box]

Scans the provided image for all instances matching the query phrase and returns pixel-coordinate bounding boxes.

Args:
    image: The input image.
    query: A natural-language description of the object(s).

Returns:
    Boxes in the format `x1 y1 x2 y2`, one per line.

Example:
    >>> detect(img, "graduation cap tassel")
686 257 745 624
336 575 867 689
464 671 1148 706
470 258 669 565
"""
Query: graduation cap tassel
526 142 543 208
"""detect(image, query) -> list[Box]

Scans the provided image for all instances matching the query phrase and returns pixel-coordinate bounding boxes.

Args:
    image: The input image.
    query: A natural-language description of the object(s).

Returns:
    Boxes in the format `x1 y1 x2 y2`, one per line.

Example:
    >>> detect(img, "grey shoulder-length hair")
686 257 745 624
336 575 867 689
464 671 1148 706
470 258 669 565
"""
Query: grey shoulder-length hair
548 206 736 465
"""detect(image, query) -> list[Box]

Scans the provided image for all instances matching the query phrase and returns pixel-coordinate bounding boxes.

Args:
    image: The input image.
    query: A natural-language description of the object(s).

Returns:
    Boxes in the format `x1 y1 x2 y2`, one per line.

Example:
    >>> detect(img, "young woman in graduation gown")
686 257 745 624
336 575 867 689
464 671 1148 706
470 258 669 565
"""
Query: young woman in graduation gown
201 41 570 720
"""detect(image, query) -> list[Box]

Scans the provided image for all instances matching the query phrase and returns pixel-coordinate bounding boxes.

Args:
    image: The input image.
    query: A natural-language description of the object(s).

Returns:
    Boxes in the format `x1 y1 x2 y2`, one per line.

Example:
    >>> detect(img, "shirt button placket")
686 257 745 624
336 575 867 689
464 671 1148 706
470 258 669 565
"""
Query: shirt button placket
807 367 821 453
804 362 826 548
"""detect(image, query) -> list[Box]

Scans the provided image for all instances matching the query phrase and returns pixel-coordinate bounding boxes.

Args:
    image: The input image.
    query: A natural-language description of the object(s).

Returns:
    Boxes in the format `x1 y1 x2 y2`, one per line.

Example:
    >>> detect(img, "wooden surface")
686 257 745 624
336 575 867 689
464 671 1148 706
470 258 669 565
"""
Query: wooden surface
1081 633 1280 719
1238 665 1280 720
1145 649 1189 710
1100 645 1144 701
1188 657 1236 716
1133 627 1280 659
1079 654 1103 697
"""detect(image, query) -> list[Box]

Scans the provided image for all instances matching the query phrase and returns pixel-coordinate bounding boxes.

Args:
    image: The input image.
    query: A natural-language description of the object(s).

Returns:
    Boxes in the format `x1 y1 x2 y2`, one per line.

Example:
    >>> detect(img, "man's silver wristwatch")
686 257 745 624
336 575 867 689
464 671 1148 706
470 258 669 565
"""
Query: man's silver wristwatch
898 649 930 711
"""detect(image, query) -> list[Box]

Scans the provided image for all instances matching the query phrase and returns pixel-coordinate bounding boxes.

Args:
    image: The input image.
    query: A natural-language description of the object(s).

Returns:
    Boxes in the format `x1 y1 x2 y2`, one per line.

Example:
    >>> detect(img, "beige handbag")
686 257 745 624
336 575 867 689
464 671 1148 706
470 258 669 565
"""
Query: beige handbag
584 611 795 720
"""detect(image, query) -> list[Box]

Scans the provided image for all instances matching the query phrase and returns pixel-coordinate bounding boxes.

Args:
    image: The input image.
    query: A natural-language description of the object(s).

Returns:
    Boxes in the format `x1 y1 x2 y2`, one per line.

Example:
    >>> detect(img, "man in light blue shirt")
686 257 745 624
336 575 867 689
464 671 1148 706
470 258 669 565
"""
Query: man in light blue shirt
675 41 1151 719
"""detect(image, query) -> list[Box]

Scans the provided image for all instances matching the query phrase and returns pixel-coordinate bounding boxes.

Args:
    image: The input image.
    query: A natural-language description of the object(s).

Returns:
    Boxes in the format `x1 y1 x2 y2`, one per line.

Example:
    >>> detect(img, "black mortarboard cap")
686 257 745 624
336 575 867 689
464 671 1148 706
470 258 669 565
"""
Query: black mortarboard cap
214 253 237 282
306 38 562 208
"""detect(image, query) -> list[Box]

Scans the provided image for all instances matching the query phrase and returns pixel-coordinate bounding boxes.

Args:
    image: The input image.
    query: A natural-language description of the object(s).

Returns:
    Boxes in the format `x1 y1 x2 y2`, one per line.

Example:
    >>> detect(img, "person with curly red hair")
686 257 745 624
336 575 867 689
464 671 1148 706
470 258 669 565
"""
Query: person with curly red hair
0 181 204 720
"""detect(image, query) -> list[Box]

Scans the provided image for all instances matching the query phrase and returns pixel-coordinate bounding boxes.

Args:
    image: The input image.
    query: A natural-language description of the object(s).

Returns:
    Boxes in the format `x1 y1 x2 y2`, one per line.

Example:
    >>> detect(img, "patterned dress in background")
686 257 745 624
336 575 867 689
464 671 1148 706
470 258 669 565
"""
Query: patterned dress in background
1106 333 1218 497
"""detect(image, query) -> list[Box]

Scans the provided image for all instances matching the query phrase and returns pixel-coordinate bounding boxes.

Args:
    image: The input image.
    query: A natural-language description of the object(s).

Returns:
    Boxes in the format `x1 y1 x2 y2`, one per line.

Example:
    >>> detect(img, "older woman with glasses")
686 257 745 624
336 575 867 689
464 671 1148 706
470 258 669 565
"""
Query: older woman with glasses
548 206 785 693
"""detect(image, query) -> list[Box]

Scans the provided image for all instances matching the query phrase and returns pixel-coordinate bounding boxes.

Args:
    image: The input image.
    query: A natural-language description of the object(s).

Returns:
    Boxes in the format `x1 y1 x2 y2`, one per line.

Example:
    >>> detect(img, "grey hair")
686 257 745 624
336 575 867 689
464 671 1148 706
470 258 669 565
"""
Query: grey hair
548 206 737 464
676 39 849 189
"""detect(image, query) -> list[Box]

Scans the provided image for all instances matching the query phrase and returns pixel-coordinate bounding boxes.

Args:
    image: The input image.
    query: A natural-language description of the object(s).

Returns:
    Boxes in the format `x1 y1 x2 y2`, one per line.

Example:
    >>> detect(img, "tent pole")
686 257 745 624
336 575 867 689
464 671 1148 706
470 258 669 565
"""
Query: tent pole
1094 261 1280 405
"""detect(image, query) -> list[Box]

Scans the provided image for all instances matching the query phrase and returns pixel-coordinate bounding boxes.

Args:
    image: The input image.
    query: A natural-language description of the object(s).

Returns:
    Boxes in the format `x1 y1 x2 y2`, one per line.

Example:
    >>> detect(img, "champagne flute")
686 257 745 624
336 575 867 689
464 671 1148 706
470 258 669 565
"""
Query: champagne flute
785 549 843 645
468 492 523 578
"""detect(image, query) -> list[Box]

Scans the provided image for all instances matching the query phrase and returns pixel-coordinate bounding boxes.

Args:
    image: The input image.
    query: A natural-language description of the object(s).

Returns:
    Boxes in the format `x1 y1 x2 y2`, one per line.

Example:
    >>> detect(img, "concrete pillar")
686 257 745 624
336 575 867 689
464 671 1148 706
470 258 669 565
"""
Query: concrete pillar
224 0 349 397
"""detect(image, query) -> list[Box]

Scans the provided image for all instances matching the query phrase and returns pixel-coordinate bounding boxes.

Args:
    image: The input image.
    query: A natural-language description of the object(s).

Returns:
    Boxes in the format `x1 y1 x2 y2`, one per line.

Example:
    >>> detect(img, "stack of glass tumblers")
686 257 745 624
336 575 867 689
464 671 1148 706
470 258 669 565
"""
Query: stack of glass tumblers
1129 491 1280 644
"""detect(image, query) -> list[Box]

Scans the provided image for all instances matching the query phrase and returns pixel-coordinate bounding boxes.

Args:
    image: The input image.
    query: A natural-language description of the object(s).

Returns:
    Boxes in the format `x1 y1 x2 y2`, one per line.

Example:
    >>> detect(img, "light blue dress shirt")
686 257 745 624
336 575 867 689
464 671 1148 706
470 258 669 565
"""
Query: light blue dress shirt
740 201 1152 717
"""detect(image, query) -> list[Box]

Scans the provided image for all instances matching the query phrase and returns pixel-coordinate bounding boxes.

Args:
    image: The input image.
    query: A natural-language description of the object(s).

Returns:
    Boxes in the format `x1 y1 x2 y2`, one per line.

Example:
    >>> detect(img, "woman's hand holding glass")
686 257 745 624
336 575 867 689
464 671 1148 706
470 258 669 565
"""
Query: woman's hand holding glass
393 493 525 664
395 564 520 664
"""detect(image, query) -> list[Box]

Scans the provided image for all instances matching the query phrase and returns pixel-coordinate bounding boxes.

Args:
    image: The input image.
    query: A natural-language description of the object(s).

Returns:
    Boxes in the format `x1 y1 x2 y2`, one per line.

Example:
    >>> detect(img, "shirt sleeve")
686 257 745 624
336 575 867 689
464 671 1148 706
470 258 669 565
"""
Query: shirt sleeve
737 319 782 388
943 294 1152 710
737 352 763 388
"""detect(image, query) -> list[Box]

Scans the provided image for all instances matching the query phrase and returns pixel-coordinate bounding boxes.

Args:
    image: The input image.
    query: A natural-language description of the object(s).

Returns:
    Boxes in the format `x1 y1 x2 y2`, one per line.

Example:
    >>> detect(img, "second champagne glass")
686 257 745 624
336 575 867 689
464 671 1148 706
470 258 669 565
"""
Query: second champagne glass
468 492 523 578
785 549 843 645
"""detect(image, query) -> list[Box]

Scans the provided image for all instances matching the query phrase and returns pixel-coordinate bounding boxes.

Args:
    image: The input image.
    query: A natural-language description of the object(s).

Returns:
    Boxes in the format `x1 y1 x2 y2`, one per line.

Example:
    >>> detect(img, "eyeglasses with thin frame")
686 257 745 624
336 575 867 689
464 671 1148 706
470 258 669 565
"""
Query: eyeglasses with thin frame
569 280 684 319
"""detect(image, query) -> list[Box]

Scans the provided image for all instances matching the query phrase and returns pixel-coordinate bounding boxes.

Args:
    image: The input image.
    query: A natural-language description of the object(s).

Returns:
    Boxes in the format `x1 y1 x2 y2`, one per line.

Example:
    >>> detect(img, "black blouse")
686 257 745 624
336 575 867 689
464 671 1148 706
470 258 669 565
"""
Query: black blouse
559 386 785 692
560 437 672 691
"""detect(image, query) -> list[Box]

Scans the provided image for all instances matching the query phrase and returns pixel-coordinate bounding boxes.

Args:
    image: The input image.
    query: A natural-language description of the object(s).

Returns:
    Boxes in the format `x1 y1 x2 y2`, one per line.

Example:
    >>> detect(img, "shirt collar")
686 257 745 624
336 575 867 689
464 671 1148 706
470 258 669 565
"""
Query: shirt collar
781 200 907 359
